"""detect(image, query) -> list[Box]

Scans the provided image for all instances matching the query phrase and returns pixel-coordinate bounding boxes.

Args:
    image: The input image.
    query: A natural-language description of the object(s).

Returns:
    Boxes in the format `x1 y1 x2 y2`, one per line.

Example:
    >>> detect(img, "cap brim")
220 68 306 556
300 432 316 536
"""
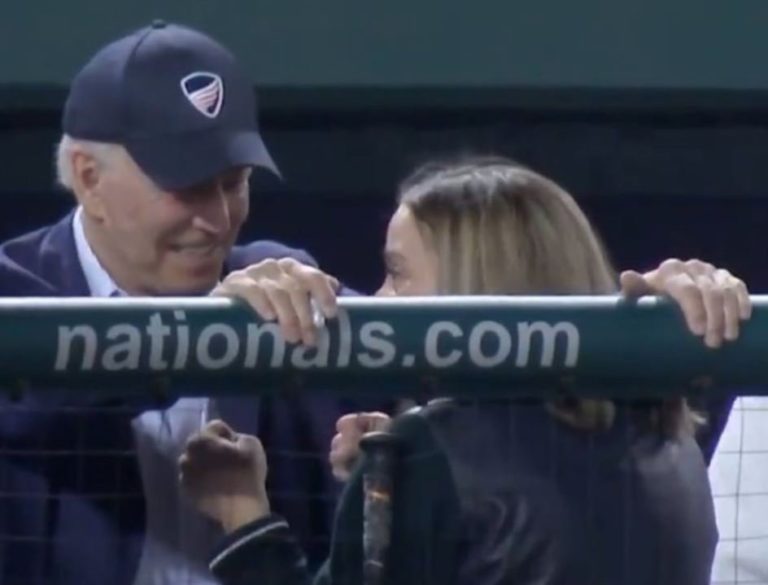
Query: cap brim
125 130 281 191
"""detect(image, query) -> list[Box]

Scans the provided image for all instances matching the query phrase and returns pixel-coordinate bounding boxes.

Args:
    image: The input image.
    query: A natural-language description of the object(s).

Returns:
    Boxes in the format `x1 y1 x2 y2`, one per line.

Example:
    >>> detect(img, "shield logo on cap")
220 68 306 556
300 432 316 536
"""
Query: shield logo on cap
181 72 224 118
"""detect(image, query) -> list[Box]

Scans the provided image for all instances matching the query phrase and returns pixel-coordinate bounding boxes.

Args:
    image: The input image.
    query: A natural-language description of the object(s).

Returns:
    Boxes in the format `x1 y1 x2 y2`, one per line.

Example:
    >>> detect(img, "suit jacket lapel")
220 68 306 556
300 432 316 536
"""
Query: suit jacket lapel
38 210 90 296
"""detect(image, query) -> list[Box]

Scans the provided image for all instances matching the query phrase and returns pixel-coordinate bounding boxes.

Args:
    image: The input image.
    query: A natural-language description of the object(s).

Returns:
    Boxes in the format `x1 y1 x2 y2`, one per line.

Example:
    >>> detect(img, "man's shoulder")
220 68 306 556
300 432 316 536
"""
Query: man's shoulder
228 239 318 270
0 214 76 295
0 222 55 253
0 226 57 294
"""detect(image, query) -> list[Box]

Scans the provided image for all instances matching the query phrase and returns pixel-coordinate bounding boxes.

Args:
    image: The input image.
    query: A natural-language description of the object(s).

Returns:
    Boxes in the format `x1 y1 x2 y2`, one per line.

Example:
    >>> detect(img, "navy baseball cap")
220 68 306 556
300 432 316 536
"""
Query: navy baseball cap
63 20 279 190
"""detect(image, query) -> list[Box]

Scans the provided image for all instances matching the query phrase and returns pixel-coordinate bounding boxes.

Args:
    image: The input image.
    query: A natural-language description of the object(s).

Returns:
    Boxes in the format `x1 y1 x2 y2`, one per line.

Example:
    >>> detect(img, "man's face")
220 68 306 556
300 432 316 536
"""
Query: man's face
79 147 250 295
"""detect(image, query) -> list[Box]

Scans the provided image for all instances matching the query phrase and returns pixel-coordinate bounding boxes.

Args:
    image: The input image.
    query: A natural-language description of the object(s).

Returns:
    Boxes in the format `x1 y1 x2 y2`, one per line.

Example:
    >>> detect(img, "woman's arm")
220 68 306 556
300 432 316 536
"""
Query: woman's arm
208 514 315 585
181 411 462 585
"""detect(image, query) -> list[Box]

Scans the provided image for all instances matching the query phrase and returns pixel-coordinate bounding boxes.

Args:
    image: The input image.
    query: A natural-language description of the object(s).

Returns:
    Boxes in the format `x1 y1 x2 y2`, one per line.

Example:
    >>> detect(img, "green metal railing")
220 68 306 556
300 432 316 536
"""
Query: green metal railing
0 295 766 398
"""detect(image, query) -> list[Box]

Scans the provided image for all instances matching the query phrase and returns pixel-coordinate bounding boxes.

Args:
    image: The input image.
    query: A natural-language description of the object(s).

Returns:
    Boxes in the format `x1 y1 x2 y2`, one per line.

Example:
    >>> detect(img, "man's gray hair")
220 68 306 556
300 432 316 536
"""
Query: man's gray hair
55 135 122 191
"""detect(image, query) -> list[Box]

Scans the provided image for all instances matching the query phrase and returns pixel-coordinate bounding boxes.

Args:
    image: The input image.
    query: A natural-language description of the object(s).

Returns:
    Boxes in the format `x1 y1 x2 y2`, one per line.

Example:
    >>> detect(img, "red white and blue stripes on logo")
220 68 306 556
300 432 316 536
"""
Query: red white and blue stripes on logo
181 72 224 118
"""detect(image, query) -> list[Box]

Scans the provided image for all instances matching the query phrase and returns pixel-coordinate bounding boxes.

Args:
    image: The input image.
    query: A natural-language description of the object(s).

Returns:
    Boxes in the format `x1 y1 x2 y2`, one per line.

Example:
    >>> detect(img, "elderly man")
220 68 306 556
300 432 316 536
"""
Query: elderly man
0 18 748 585
0 21 353 585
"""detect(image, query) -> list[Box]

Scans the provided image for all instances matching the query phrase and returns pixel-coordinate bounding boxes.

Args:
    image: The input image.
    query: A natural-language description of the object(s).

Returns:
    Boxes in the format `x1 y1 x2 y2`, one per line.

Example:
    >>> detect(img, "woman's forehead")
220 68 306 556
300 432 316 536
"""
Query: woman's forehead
386 206 423 248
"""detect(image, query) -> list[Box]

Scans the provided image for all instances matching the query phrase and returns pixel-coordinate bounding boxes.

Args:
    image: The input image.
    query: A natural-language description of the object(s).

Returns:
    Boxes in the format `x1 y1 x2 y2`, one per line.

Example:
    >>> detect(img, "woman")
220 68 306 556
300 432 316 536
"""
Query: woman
180 157 719 585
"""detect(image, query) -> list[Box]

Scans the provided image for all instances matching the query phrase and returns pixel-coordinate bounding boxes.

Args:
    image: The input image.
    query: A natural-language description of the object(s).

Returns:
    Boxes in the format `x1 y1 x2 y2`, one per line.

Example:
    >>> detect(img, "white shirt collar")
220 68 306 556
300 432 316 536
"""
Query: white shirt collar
72 206 125 298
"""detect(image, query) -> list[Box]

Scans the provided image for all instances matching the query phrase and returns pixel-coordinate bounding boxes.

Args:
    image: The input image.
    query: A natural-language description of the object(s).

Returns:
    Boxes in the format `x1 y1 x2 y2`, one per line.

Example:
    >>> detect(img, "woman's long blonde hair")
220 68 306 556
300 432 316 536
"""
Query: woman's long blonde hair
398 156 697 438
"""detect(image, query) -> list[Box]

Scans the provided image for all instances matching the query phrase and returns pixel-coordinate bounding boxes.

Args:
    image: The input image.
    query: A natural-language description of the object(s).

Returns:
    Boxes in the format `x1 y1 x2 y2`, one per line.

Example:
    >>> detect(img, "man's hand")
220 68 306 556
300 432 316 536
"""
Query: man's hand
179 420 270 534
212 258 339 346
329 412 391 482
620 259 751 348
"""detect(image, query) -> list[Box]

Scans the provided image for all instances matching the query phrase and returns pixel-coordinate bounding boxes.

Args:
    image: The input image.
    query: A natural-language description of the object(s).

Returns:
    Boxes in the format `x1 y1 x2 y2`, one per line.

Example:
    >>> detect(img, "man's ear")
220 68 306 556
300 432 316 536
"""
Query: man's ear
70 149 107 220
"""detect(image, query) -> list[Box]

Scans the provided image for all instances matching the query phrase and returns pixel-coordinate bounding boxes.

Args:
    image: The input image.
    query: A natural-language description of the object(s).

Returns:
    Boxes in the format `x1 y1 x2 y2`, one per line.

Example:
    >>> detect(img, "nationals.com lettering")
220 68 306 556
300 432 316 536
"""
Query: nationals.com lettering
53 310 580 373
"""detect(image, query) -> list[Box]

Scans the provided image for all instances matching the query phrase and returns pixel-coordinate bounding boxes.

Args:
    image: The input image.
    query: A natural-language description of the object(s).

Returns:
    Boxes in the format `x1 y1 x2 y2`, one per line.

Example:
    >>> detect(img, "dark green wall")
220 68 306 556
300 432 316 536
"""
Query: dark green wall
2 0 768 91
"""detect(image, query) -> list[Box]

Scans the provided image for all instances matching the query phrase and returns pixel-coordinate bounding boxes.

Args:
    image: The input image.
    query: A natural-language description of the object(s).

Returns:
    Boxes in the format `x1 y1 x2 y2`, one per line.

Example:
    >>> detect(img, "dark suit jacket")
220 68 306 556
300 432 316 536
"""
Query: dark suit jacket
0 211 370 585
